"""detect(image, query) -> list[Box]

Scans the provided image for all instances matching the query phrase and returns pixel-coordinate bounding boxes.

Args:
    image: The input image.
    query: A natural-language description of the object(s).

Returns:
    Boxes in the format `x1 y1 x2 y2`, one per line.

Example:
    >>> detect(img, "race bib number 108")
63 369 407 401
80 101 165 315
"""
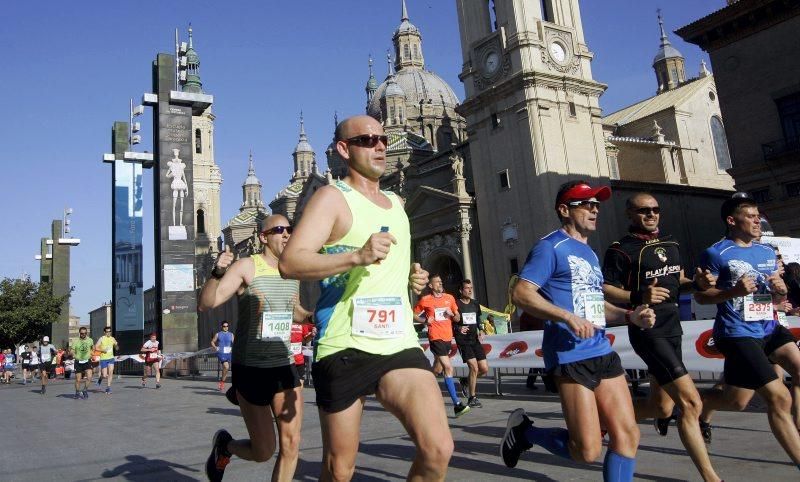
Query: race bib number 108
352 296 405 339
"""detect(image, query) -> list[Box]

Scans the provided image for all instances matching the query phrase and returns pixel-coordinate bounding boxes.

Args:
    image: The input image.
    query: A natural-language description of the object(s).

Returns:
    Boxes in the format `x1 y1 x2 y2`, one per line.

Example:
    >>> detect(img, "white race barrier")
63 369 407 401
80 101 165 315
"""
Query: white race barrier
422 317 800 371
113 347 217 365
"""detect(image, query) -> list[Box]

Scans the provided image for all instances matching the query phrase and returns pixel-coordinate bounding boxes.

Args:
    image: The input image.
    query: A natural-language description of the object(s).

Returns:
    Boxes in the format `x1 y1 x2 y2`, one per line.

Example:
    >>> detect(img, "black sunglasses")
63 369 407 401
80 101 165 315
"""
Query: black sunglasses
345 134 388 148
567 200 601 209
634 207 661 215
262 225 293 236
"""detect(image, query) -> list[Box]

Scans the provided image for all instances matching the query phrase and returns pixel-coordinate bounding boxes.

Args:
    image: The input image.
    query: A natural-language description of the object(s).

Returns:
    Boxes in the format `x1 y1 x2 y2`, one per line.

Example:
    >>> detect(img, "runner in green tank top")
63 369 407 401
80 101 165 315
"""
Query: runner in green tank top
199 214 313 482
280 115 453 481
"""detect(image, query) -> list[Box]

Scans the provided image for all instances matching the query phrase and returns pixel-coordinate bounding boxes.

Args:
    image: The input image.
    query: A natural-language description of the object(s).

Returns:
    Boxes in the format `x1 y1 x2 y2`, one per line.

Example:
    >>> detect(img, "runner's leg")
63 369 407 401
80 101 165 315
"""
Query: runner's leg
270 386 303 482
438 355 460 406
555 377 603 462
595 374 639 481
377 368 453 482
319 397 364 482
107 362 114 388
465 358 478 398
757 378 800 464
770 342 800 431
632 377 674 421
227 390 278 462
661 375 721 481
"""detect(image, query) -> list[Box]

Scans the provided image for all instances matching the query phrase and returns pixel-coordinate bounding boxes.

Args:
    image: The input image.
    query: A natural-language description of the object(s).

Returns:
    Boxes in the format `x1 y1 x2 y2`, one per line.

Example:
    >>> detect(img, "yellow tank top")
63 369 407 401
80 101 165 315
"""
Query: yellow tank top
314 180 421 361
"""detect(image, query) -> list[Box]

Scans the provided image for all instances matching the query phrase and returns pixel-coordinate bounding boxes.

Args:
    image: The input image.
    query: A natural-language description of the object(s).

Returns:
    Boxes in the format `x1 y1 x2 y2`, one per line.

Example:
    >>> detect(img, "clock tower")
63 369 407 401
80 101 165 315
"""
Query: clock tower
456 1 618 307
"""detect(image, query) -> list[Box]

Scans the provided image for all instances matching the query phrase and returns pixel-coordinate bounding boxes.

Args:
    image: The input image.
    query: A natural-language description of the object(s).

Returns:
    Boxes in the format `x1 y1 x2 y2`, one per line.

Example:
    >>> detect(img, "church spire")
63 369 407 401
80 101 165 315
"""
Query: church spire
393 0 424 70
365 54 378 106
652 9 685 93
241 151 264 212
183 23 203 94
293 111 315 180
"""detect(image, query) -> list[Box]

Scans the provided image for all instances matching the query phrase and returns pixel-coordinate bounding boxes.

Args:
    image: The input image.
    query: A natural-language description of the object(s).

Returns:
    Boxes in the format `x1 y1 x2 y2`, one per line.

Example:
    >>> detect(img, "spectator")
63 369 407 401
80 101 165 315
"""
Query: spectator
482 314 496 336
62 350 75 380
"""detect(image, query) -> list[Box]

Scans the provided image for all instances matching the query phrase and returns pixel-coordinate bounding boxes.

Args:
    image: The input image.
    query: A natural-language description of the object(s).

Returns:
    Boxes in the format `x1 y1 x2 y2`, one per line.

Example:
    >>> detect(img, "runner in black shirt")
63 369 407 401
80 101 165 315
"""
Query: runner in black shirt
454 279 488 408
602 192 722 482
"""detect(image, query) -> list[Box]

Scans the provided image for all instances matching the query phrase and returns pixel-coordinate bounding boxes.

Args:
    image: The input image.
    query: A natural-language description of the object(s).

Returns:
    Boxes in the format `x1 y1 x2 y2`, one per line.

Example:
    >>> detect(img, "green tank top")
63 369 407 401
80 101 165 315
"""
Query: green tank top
235 254 299 368
314 180 421 361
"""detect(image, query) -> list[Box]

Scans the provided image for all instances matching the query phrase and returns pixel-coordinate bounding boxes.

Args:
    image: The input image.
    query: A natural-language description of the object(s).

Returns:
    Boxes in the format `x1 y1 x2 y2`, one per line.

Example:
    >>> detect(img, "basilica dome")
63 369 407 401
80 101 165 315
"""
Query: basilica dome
367 69 460 119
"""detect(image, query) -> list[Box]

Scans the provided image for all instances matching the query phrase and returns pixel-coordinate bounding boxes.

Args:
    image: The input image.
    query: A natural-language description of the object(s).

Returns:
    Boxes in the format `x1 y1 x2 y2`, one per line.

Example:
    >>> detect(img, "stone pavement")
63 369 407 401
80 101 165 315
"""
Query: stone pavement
1 374 796 481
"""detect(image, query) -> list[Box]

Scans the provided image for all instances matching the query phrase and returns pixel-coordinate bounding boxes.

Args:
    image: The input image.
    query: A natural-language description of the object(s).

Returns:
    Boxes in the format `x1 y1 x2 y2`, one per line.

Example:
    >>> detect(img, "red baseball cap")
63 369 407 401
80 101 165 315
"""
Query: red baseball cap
556 183 611 208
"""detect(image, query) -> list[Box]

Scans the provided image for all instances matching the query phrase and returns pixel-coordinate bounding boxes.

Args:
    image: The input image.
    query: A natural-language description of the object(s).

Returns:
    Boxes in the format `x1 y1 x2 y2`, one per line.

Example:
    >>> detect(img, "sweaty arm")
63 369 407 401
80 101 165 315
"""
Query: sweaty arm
198 258 249 311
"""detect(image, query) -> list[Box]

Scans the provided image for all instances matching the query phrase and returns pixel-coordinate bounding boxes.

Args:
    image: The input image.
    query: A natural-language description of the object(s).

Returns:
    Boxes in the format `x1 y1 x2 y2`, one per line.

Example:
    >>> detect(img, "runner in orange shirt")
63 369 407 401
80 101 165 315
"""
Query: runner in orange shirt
414 274 469 417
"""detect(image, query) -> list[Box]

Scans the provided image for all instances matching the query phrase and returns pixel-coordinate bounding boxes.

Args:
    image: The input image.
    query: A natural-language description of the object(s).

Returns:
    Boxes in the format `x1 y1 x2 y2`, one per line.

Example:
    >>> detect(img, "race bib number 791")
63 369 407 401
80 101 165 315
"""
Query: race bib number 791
352 296 405 339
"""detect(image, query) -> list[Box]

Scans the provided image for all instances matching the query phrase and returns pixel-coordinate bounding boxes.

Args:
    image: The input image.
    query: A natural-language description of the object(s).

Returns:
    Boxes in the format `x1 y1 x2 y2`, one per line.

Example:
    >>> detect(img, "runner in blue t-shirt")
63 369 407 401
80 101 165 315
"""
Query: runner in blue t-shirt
500 180 655 482
211 321 234 392
695 195 800 468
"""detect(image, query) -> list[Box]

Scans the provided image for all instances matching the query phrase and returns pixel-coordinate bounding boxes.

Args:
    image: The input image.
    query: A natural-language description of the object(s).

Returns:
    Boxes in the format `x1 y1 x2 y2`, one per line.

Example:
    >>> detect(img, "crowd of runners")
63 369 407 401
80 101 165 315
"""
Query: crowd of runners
7 114 800 481
194 114 800 481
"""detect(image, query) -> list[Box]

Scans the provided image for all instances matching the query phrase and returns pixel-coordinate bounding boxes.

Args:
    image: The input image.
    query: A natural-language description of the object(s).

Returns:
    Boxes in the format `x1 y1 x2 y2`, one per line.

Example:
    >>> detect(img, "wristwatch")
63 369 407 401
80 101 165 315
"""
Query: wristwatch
211 266 226 280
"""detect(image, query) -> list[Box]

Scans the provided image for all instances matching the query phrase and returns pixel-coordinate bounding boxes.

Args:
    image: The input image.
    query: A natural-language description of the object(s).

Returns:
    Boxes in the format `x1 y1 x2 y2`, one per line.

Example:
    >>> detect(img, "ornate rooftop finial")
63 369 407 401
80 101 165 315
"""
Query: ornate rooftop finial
188 22 194 48
401 0 409 21
248 150 254 175
299 110 306 138
657 9 667 44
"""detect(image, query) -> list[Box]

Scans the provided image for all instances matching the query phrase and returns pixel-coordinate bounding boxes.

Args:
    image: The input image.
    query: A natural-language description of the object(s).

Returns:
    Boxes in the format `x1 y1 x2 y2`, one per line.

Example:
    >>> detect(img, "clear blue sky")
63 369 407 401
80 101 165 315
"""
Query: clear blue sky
0 0 718 320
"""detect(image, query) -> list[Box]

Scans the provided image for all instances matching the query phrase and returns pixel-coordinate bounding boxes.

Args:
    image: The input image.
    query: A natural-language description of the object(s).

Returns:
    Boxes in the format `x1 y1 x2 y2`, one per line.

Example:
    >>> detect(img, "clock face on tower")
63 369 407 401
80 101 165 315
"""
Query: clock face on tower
484 51 500 76
549 42 567 63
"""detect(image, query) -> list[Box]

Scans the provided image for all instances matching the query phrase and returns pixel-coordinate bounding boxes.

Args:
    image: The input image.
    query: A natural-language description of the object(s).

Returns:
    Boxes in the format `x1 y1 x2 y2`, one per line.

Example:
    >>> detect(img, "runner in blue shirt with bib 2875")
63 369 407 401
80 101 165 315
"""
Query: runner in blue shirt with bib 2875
695 194 800 469
500 180 655 482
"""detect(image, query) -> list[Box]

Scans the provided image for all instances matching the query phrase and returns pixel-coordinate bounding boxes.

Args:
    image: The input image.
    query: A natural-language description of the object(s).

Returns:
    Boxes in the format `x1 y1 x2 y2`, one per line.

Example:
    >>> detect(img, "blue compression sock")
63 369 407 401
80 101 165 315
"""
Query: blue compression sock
603 450 636 482
524 426 571 459
443 377 460 405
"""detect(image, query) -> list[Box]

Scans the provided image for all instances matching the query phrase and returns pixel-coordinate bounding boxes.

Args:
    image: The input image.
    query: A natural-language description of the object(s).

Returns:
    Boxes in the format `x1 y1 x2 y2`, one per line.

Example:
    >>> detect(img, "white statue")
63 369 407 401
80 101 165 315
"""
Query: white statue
166 148 188 226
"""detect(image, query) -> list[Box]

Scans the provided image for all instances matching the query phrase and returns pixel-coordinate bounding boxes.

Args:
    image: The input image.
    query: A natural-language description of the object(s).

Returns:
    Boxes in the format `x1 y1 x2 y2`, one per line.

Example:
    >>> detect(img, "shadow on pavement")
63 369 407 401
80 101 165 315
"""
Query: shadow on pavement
207 406 241 417
101 454 198 481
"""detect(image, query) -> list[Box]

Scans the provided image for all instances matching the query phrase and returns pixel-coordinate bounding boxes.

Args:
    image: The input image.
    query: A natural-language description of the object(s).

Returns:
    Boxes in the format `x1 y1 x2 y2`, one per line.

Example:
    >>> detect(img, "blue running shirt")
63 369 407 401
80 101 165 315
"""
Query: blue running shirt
701 239 777 339
519 230 612 369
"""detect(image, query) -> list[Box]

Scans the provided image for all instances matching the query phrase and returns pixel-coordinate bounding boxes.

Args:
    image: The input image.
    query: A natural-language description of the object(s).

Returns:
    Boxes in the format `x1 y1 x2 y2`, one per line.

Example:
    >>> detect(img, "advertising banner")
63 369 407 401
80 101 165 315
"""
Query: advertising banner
422 317 800 371
113 159 144 332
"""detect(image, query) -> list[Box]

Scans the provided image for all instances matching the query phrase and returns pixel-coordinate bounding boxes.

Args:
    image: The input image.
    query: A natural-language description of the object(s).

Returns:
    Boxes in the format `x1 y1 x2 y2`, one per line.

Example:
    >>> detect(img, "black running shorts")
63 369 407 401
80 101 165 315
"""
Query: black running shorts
429 340 452 357
75 361 92 374
629 332 688 385
456 338 486 363
715 336 778 390
232 363 300 406
765 325 797 363
549 352 625 391
312 347 431 413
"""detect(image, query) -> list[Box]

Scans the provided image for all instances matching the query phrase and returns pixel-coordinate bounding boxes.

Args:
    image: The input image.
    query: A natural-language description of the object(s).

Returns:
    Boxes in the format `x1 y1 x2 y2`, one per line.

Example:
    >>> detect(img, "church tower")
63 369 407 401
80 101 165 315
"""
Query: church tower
292 113 317 181
184 25 223 280
241 152 265 211
653 10 686 93
455 0 617 307
394 0 424 70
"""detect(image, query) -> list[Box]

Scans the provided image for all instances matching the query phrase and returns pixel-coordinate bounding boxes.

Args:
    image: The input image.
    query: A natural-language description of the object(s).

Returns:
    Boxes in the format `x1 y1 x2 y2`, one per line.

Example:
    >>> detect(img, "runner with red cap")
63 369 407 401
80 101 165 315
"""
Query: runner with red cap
500 180 656 482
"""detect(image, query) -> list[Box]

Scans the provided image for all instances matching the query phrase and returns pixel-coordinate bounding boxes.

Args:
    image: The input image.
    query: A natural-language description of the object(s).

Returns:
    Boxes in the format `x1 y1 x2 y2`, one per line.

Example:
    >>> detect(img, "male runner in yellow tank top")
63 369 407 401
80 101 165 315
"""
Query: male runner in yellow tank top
200 214 312 482
280 115 452 481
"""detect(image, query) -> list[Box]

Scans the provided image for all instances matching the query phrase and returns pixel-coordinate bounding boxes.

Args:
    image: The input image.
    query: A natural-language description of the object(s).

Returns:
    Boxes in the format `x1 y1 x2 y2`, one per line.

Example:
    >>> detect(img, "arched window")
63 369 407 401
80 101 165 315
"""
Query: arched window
403 44 410 60
195 129 202 154
710 116 732 170
413 45 419 59
197 209 206 234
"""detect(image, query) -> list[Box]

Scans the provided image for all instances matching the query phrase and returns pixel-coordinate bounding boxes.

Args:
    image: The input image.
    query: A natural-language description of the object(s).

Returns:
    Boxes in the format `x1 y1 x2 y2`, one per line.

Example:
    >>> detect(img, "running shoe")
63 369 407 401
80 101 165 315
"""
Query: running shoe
156 383 161 389
454 402 471 418
500 408 533 468
96 377 103 387
74 391 81 400
83 390 89 399
699 421 712 444
468 396 483 408
142 379 146 388
206 429 233 482
654 415 674 437
41 386 46 395
105 387 112 395
218 381 225 392
459 377 469 398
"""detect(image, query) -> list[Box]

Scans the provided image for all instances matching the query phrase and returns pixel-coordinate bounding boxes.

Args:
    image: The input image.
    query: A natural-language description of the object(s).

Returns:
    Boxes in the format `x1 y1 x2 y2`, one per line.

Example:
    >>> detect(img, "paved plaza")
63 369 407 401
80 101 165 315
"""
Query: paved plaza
1 374 797 481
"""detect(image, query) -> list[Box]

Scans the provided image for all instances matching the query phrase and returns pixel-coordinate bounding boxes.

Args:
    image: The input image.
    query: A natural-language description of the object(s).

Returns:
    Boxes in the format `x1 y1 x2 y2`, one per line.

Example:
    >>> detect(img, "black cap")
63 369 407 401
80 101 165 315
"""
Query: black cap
720 192 756 223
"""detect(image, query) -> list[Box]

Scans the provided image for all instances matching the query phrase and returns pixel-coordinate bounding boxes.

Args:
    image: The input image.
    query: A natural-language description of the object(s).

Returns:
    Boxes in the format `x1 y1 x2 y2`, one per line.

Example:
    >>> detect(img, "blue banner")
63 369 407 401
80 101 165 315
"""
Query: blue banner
113 159 144 334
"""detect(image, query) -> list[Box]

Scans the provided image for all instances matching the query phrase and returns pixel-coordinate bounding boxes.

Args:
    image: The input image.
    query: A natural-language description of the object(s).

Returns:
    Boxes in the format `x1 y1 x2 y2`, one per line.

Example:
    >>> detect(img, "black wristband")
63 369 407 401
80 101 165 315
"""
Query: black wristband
630 290 643 306
211 267 226 280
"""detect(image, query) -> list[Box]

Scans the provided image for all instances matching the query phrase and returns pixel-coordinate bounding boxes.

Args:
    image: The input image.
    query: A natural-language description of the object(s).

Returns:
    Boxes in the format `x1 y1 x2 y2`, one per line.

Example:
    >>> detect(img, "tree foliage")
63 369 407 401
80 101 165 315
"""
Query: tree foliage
0 276 70 348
